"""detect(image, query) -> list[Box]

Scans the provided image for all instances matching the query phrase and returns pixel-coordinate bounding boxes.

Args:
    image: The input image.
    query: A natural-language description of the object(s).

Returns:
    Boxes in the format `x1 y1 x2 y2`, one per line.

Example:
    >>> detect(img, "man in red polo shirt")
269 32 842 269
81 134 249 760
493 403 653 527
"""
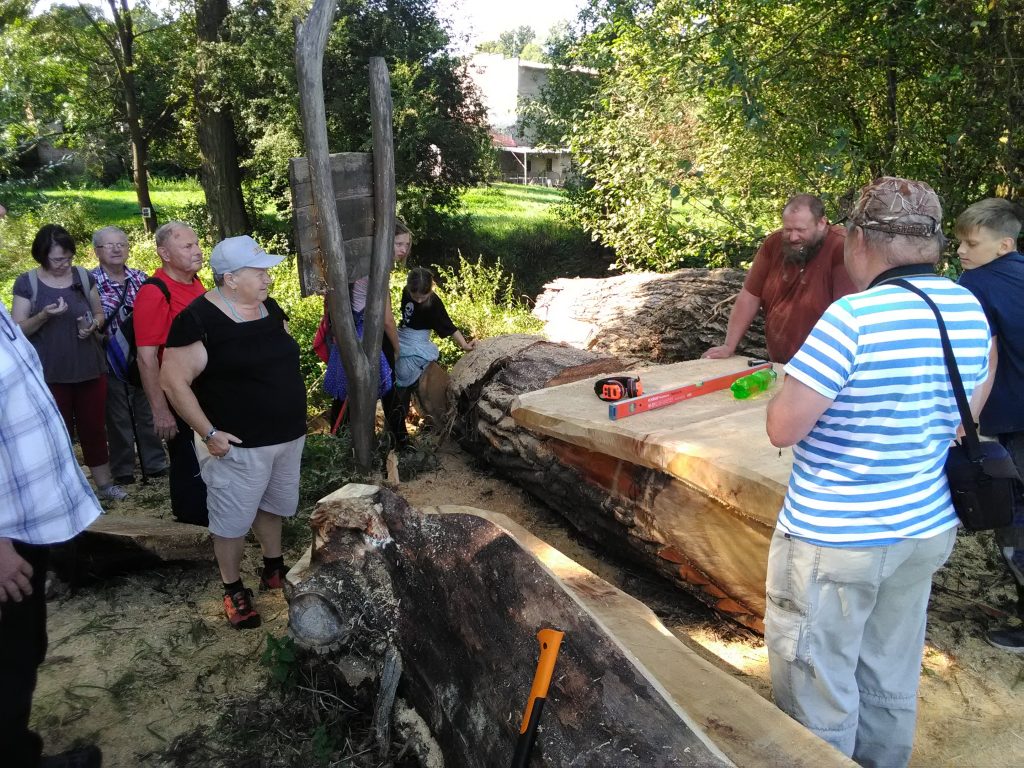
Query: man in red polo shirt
134 221 208 524
704 194 856 364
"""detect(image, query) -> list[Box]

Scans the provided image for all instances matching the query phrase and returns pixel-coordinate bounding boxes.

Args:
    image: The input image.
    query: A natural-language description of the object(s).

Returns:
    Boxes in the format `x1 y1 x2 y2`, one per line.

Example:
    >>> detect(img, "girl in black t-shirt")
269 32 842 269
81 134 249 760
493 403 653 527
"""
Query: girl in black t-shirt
392 268 475 441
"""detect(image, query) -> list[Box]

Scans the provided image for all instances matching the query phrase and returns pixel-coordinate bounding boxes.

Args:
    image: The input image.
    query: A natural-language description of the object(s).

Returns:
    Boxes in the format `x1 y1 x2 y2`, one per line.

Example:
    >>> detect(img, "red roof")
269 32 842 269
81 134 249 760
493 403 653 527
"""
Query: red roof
490 131 518 148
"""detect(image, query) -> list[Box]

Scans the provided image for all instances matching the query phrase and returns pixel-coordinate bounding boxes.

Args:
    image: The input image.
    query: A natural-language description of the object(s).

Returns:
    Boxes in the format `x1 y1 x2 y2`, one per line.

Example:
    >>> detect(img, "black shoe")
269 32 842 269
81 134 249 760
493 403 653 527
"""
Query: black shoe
113 474 135 485
40 744 102 768
147 467 169 478
986 627 1024 654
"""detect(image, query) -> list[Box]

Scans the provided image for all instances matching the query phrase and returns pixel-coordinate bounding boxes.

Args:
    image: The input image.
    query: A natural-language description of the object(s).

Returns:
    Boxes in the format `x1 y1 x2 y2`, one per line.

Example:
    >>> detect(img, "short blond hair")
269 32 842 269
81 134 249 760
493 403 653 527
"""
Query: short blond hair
955 198 1023 242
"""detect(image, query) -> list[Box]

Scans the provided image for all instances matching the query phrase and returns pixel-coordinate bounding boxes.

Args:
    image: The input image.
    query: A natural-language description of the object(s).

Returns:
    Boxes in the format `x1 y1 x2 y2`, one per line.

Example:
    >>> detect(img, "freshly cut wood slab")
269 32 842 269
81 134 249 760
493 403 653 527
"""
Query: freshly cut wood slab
428 505 853 768
511 355 791 526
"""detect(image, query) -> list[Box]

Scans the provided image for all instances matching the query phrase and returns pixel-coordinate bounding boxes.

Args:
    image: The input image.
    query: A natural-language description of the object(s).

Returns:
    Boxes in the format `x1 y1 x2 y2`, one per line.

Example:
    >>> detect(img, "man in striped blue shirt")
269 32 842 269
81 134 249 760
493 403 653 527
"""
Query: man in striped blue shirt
764 177 992 767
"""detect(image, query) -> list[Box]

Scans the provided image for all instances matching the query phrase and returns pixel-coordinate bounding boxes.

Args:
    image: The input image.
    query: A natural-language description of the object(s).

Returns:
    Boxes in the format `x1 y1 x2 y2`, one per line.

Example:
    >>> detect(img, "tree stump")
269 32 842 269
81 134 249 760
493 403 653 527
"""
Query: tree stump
533 268 767 361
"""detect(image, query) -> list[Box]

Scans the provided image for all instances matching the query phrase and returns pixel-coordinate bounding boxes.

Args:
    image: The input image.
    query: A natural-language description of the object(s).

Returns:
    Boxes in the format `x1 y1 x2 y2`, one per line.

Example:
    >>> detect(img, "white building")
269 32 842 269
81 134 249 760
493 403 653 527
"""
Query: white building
466 52 580 186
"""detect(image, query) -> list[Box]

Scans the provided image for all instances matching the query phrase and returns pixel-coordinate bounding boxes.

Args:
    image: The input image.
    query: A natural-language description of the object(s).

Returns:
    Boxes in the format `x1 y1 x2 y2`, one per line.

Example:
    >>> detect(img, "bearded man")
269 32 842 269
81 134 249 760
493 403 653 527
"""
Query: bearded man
704 194 856 363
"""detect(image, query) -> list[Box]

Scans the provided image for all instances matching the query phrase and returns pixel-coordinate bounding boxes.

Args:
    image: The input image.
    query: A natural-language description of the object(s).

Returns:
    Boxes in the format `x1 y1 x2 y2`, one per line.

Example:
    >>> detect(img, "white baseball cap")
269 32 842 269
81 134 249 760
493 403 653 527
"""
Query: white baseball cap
210 235 284 274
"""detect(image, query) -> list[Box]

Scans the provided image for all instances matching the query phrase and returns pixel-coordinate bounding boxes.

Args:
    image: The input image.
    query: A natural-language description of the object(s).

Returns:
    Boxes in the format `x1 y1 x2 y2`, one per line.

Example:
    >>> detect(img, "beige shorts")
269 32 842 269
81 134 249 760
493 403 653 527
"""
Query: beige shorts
198 435 305 538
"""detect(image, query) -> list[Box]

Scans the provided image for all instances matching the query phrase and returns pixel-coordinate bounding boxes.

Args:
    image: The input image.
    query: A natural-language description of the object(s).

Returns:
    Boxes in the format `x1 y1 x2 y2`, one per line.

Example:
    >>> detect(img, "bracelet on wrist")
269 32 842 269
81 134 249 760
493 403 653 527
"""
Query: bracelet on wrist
201 427 218 444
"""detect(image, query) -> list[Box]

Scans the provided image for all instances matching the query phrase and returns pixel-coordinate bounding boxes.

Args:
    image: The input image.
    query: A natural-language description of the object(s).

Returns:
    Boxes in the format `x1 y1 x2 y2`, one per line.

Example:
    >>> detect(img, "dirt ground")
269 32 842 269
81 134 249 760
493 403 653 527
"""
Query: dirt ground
35 444 1024 767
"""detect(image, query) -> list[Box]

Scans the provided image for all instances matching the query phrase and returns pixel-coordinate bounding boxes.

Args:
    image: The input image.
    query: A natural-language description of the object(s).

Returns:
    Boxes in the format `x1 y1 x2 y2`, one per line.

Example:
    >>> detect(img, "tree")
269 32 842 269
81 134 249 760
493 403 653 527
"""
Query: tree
296 0 396 474
222 0 490 239
562 0 1024 272
193 0 249 239
476 25 544 60
75 0 186 233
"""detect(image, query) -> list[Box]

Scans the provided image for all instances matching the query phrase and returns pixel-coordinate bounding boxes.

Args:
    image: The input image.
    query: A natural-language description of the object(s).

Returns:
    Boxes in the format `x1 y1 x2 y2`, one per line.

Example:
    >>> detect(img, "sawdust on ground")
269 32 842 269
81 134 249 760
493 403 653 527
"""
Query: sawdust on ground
35 445 1024 767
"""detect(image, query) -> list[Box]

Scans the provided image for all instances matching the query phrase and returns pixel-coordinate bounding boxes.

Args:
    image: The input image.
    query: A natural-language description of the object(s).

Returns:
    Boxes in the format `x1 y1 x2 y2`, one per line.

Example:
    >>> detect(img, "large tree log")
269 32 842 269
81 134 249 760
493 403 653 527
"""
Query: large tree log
533 268 767 361
449 337 773 632
286 485 851 767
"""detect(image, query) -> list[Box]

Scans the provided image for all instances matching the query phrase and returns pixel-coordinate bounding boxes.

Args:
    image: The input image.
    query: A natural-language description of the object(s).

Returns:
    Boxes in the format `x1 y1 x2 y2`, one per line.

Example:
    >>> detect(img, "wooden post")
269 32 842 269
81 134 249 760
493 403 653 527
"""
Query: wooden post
294 0 375 472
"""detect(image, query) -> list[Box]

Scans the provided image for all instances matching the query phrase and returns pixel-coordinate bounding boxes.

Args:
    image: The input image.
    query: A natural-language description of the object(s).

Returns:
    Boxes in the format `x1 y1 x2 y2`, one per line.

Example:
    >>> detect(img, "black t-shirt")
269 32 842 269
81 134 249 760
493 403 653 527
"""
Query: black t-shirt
399 288 456 337
166 295 306 447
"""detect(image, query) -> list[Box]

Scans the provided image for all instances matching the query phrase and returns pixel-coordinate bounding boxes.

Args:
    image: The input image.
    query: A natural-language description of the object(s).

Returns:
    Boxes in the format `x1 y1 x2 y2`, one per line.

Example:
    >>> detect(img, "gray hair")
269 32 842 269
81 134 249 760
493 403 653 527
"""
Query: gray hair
92 226 126 248
154 220 192 249
212 272 226 287
858 226 946 267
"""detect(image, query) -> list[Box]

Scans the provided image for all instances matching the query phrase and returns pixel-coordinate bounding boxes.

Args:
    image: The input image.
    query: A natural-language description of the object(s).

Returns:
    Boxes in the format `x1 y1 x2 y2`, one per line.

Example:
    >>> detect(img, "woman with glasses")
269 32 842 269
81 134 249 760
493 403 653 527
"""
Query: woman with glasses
10 224 127 501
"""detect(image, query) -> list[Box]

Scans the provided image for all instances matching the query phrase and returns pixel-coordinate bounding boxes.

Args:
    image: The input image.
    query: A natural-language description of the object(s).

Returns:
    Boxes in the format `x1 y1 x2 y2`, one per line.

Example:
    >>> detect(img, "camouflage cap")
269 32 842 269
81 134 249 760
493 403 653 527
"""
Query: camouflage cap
849 177 942 237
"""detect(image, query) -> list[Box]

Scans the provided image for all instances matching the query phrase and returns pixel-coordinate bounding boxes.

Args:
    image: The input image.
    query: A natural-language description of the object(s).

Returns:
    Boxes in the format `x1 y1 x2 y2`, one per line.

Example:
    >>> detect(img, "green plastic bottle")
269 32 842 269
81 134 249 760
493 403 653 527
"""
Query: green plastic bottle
730 368 778 400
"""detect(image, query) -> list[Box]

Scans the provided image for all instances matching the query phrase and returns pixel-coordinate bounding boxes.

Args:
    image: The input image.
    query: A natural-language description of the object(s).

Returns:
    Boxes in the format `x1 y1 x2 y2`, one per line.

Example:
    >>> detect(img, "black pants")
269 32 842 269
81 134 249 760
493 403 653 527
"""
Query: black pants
0 542 48 768
168 412 209 527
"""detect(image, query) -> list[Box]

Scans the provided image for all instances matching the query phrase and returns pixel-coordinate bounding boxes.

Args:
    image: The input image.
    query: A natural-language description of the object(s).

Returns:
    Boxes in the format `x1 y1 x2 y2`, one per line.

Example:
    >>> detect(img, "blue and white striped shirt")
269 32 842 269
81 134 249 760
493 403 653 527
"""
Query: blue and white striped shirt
0 301 102 544
778 276 991 546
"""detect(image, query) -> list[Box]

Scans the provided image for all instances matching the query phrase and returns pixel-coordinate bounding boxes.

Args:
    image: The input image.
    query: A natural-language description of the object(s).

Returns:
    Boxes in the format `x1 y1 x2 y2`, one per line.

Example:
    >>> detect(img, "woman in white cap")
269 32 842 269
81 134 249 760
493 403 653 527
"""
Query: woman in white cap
160 235 306 629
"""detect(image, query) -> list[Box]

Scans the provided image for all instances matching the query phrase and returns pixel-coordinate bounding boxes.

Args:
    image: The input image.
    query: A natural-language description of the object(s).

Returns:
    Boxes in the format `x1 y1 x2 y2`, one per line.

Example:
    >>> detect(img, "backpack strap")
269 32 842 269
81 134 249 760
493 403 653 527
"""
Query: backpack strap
73 266 90 292
141 276 172 304
28 269 38 312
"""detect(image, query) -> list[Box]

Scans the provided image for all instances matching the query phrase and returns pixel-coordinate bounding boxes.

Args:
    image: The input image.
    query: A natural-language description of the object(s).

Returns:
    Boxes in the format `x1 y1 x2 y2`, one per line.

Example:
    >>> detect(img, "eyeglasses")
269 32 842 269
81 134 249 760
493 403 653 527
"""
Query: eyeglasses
49 256 73 266
96 243 129 251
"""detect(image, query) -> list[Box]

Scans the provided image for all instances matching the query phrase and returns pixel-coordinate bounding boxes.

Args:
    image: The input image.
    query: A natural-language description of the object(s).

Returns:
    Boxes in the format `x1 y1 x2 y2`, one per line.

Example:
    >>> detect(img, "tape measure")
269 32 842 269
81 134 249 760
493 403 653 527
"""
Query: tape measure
594 376 643 402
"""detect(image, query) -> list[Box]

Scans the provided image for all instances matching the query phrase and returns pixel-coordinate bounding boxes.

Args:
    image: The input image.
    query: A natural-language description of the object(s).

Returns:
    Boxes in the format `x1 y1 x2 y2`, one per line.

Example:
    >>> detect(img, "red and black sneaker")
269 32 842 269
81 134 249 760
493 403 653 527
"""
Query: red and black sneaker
223 588 261 629
259 565 287 592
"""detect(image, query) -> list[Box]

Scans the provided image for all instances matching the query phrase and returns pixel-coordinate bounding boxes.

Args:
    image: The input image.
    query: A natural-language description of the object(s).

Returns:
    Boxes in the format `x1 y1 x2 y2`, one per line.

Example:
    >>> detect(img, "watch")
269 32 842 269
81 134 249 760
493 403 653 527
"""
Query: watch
202 428 218 444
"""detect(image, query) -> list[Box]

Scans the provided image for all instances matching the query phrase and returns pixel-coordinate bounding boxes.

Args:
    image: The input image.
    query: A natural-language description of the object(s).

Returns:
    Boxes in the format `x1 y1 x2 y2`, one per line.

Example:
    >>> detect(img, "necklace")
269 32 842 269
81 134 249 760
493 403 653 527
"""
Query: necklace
216 286 266 322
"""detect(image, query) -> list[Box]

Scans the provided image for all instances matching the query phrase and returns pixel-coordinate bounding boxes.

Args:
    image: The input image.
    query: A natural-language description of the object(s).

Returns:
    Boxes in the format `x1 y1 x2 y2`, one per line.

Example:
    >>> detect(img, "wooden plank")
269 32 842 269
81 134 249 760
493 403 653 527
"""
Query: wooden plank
289 152 376 297
510 356 791 527
289 152 373 207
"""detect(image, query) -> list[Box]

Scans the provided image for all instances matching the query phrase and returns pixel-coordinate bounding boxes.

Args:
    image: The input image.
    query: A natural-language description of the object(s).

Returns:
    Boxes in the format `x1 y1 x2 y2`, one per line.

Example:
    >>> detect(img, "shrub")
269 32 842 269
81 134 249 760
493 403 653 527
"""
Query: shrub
430 255 543 367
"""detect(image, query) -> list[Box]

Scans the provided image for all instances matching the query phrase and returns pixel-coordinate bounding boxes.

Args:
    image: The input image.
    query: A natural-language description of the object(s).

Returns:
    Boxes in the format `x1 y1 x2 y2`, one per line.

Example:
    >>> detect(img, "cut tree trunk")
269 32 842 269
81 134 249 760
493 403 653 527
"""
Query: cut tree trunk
286 485 852 767
448 337 777 632
289 485 729 767
534 267 767 361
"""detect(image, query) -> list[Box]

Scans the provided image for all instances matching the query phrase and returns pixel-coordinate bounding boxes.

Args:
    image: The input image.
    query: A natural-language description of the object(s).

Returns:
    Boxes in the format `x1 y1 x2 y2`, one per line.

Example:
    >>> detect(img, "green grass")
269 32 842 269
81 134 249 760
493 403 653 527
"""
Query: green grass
461 183 569 227
39 178 206 232
436 182 611 300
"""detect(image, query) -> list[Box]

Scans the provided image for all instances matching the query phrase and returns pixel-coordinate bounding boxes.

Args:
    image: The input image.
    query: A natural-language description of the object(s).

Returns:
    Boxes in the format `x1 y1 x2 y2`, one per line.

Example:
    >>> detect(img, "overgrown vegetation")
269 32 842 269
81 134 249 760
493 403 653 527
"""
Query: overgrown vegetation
527 0 1024 272
1 182 551 426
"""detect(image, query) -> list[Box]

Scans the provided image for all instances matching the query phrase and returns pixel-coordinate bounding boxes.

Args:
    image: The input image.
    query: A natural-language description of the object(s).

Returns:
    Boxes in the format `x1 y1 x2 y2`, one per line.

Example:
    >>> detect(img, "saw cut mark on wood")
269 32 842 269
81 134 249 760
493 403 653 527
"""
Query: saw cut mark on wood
608 362 772 420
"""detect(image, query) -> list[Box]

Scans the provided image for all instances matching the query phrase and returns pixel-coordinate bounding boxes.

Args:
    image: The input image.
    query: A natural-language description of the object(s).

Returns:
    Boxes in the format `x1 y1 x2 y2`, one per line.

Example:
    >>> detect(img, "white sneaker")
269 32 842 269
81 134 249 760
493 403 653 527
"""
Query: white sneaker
96 483 128 501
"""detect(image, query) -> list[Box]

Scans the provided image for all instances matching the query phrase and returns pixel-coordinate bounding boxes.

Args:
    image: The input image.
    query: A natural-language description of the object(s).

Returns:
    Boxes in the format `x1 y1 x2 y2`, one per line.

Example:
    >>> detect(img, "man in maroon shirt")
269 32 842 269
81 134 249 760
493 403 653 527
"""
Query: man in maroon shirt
703 195 856 364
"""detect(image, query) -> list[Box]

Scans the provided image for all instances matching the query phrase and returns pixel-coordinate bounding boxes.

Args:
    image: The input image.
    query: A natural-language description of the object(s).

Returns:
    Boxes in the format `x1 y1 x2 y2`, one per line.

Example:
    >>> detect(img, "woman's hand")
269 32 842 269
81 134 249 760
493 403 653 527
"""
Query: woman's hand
77 317 99 339
460 339 477 352
207 430 242 458
42 297 68 318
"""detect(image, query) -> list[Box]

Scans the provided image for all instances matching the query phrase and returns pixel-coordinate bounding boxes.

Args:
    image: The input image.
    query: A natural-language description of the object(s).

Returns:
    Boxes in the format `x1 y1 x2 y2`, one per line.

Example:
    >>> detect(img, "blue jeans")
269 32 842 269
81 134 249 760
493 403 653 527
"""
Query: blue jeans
765 527 957 768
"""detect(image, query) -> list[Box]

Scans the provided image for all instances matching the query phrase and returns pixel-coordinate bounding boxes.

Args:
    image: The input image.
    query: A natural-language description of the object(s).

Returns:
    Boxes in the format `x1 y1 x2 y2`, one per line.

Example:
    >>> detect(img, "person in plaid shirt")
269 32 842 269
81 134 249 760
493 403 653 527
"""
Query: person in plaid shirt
91 227 168 484
1 299 103 767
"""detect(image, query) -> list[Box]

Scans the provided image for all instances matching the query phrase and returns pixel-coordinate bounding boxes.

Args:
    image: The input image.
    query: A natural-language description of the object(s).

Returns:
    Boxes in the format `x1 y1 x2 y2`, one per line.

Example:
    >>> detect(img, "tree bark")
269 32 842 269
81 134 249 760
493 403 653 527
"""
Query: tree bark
533 268 767 362
84 0 158 233
295 1 391 473
288 485 733 767
194 0 249 239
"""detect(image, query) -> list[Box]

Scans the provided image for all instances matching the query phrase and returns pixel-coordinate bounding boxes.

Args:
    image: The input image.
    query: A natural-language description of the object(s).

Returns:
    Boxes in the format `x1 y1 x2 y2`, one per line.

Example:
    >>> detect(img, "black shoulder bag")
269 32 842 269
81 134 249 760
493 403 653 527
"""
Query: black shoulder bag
893 279 1019 531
